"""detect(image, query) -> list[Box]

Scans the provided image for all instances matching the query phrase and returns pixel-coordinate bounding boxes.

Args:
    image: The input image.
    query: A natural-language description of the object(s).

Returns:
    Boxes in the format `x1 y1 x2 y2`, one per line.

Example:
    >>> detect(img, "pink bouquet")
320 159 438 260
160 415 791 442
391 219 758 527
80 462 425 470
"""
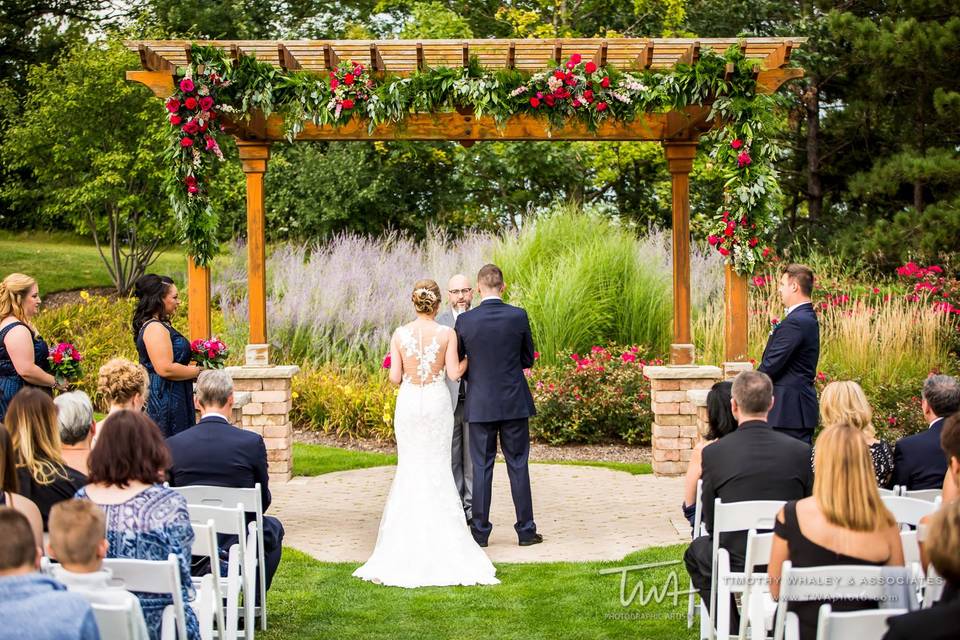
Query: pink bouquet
48 342 83 385
382 353 392 369
190 337 229 369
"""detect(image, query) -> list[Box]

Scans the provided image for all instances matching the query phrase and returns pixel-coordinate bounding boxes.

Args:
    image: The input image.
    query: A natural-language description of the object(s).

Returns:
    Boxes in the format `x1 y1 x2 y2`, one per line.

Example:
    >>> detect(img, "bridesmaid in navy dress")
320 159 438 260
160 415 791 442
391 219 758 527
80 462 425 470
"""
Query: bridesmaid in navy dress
0 273 62 422
132 274 200 438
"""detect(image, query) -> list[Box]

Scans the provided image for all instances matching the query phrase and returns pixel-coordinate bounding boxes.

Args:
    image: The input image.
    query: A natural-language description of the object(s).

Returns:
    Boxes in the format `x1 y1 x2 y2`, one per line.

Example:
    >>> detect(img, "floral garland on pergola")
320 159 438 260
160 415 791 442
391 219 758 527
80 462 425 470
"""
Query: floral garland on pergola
165 43 785 273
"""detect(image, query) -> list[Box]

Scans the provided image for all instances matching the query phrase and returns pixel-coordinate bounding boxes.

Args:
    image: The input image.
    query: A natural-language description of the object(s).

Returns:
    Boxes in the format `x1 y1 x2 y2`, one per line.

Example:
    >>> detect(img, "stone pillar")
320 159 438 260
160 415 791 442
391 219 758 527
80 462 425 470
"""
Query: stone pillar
227 364 300 484
722 361 754 380
688 389 711 444
644 365 722 476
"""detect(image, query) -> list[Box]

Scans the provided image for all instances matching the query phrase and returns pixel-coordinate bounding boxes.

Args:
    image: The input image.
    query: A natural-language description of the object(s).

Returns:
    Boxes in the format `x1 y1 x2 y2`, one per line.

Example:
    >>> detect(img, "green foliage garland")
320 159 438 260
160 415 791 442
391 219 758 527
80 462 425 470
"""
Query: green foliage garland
166 43 789 273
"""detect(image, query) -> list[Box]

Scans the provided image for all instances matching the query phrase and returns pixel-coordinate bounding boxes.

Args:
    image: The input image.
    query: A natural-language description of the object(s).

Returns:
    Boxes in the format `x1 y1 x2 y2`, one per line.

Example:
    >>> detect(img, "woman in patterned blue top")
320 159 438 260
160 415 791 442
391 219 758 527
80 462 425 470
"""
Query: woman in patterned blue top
76 410 200 640
0 273 62 422
133 274 201 438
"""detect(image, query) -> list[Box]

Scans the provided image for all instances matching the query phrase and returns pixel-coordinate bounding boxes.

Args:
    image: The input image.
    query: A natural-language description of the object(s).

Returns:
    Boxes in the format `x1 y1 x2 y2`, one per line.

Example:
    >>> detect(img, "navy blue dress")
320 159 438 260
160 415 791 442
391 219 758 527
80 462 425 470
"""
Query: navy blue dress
0 320 51 422
136 320 195 438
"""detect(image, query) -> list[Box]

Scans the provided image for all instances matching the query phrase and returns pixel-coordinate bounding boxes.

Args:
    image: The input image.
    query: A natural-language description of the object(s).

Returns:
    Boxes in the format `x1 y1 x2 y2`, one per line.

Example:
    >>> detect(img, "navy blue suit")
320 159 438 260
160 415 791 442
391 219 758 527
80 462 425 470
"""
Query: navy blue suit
892 417 948 490
455 298 538 544
757 302 820 443
166 414 285 592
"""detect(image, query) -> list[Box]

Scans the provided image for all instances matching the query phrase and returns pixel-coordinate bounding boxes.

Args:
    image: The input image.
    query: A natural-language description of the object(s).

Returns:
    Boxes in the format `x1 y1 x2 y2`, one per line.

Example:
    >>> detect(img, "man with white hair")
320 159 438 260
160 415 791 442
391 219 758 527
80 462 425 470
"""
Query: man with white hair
166 369 285 597
436 273 474 521
54 391 96 476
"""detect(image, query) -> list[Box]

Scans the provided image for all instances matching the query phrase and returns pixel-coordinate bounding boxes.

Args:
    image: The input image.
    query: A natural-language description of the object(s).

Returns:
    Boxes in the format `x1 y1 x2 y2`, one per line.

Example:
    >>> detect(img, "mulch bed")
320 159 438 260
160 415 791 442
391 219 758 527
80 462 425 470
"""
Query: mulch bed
294 429 651 464
43 287 119 310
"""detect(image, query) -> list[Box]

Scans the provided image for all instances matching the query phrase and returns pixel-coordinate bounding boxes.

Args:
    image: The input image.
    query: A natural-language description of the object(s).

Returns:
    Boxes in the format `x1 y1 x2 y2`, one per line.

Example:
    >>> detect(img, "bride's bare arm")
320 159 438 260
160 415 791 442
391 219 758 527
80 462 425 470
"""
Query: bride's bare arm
388 332 403 386
445 330 467 381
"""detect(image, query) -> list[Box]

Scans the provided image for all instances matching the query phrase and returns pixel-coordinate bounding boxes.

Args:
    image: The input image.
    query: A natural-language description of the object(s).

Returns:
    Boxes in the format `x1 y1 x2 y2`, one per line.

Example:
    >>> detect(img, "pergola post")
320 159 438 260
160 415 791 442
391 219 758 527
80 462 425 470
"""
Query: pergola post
663 141 699 365
186 258 211 340
237 140 271 366
724 265 750 362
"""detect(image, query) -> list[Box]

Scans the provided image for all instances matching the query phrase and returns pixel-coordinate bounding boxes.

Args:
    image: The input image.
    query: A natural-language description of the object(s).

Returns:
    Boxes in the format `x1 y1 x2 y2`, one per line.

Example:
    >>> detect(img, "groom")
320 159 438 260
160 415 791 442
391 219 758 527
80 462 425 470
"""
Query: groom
455 264 542 547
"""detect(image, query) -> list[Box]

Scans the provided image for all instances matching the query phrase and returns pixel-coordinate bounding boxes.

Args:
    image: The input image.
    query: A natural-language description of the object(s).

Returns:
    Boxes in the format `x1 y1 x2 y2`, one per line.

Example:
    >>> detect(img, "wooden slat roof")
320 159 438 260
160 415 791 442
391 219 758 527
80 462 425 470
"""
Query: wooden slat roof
127 38 802 74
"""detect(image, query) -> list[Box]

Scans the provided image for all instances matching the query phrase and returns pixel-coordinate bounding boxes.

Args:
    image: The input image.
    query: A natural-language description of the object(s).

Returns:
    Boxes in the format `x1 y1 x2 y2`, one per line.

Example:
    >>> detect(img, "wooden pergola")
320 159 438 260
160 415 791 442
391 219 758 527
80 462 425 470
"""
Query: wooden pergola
126 38 804 366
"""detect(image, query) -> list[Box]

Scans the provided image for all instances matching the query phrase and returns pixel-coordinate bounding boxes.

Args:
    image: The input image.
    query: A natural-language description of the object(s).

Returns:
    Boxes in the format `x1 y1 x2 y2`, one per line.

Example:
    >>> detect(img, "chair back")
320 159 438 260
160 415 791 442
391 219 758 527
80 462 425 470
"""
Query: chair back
881 496 937 527
899 489 941 502
187 503 246 537
900 530 920 567
91 601 144 640
814 604 907 640
877 487 897 497
737 530 775 640
103 554 186 640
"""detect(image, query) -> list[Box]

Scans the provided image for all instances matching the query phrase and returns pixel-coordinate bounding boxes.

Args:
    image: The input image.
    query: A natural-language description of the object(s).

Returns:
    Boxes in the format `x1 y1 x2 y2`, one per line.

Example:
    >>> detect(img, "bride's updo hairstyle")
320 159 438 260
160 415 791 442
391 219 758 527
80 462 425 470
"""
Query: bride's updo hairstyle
411 279 441 314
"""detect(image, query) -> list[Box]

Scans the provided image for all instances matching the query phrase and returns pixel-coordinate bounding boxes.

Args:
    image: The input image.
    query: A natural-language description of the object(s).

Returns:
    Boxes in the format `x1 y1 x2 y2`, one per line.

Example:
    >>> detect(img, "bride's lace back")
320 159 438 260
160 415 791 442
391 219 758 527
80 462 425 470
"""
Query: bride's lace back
395 323 449 386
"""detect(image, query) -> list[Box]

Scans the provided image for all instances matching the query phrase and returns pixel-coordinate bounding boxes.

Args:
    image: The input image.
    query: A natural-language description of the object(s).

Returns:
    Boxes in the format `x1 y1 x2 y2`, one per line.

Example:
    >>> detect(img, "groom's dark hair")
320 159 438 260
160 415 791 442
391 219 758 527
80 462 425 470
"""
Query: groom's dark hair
478 264 504 290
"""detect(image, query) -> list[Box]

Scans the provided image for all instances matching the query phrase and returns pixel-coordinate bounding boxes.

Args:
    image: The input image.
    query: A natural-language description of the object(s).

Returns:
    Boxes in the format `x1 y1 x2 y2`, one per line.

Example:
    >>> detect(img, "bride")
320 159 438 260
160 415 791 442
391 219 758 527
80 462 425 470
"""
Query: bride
353 279 499 588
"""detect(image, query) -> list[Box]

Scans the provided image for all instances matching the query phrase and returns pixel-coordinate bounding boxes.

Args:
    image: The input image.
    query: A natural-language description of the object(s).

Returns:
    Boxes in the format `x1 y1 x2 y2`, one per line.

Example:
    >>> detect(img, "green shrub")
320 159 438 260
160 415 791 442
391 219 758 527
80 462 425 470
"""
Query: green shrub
291 365 397 441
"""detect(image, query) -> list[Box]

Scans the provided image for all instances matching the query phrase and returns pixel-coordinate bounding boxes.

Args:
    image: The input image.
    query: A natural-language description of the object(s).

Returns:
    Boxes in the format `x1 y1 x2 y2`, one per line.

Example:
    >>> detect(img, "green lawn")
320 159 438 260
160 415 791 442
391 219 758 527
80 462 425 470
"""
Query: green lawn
0 230 186 293
291 442 652 477
262 545 696 640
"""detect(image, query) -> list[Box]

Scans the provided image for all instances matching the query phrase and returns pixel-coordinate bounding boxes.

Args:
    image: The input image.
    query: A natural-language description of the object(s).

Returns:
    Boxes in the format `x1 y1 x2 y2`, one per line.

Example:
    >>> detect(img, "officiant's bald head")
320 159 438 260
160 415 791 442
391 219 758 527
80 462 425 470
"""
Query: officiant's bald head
447 274 473 312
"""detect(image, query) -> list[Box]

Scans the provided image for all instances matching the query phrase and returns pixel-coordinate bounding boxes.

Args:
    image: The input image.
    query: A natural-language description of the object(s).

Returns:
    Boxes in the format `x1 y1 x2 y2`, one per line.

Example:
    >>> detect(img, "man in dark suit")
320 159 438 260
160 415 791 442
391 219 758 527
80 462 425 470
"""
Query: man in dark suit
757 263 820 444
684 371 813 632
167 369 285 593
892 374 959 490
455 263 541 547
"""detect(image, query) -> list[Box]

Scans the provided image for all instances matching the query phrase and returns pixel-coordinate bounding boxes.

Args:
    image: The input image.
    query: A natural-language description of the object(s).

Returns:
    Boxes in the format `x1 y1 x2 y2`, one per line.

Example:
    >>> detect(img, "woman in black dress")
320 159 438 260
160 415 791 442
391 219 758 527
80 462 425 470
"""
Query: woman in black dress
0 273 61 422
819 380 895 486
132 274 200 438
769 423 904 640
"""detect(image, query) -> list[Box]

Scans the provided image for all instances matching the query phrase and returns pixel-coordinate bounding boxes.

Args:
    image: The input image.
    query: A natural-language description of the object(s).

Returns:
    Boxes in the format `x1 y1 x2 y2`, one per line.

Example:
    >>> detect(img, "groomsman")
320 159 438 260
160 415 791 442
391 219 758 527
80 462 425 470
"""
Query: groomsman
437 273 474 520
757 264 820 444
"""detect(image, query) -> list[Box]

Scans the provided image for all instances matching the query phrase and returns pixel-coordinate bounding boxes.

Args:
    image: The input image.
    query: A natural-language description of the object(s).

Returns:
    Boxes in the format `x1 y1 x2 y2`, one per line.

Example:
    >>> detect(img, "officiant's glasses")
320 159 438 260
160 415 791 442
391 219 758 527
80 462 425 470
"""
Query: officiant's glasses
448 288 473 296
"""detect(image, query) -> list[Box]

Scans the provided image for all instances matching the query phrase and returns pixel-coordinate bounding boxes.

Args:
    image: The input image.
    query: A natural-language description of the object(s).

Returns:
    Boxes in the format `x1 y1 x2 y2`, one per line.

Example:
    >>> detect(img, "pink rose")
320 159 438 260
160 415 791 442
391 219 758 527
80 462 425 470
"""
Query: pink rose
199 96 214 111
565 61 576 70
730 139 743 150
737 151 752 168
330 77 338 90
205 136 217 151
179 78 195 93
708 235 720 246
382 353 391 369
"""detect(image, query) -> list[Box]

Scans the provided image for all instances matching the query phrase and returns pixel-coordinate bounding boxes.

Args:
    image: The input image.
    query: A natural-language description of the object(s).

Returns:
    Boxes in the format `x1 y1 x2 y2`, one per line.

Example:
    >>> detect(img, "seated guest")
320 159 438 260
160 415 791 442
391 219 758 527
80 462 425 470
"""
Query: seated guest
47 501 149 640
0 507 100 640
819 380 894 486
6 388 86 529
0 425 42 545
770 423 904 640
883 499 960 640
97 358 149 414
919 413 960 576
167 369 285 593
684 371 813 632
893 374 960 490
682 380 737 527
54 392 96 476
76 410 199 640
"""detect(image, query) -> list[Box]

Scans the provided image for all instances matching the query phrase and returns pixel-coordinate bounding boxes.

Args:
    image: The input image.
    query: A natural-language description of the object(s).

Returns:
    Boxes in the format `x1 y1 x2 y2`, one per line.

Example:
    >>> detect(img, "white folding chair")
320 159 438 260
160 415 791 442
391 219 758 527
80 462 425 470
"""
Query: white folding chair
191 520 226 640
739 530 776 640
881 496 937 529
899 489 942 502
923 564 946 609
103 554 188 640
187 503 253 640
814 604 907 640
688 478 705 630
706 498 785 640
173 484 268 631
773 563 913 640
878 487 898 497
91 601 150 640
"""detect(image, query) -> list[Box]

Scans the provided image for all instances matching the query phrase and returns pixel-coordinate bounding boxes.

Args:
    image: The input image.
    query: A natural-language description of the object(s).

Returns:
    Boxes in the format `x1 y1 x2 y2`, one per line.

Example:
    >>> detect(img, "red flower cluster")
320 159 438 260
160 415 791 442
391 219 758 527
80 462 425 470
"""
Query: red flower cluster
48 342 83 383
190 337 229 369
328 61 372 118
522 54 612 115
167 71 225 195
896 262 959 314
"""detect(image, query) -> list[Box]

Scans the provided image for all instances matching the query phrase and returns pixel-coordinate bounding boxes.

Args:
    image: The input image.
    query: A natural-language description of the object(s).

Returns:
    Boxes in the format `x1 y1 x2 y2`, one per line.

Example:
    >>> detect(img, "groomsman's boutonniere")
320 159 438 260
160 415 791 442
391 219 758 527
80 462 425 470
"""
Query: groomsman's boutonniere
768 317 781 336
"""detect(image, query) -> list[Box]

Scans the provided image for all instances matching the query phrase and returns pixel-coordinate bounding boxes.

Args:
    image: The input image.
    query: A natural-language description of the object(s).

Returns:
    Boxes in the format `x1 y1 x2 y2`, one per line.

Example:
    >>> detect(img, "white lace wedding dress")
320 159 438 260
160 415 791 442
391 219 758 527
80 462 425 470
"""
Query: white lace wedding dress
353 323 499 588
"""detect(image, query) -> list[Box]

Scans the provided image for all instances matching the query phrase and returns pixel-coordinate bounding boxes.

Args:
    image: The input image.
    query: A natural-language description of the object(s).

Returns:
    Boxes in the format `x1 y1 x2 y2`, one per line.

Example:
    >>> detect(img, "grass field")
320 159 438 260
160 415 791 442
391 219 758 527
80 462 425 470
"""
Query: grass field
261 545 695 640
0 230 186 293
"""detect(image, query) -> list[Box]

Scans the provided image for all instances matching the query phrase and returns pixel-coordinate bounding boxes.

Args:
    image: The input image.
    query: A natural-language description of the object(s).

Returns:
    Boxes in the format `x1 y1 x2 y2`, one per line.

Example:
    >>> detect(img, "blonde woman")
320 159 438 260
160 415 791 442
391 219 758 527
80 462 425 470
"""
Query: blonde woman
819 380 894 486
769 423 904 640
5 387 86 529
97 358 149 414
0 425 43 545
0 273 61 422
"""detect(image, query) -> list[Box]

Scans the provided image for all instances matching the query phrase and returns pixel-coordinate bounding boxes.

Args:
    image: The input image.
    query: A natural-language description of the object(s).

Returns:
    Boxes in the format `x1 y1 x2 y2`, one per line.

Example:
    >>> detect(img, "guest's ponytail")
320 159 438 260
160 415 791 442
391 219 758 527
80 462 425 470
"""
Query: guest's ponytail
132 274 174 342
0 273 38 333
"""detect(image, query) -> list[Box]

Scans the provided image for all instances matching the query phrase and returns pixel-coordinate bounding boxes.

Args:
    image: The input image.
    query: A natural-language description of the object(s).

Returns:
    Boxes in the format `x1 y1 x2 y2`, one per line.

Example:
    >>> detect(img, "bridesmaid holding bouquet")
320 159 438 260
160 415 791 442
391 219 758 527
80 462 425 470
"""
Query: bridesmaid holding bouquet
0 273 61 422
133 274 200 438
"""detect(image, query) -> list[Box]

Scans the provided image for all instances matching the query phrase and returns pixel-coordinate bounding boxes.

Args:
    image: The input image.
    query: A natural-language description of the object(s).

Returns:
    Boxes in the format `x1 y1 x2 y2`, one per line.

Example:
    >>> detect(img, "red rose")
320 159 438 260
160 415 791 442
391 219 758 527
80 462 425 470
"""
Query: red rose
600 76 610 88
169 115 181 125
165 98 180 113
585 61 597 73
187 184 198 194
382 353 391 369
583 89 594 102
596 101 607 111
344 73 355 85
565 76 577 86
718 247 730 256
565 61 576 70
708 235 720 246
748 237 759 247
544 95 555 107
182 120 199 134
341 98 355 110
199 96 214 111
724 225 735 237
529 97 540 108
730 139 743 150
184 175 197 186
178 78 195 93
762 247 772 258
180 137 193 147
570 53 582 64
330 77 338 90
184 96 198 111
53 352 63 364
554 70 565 80
737 151 752 168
